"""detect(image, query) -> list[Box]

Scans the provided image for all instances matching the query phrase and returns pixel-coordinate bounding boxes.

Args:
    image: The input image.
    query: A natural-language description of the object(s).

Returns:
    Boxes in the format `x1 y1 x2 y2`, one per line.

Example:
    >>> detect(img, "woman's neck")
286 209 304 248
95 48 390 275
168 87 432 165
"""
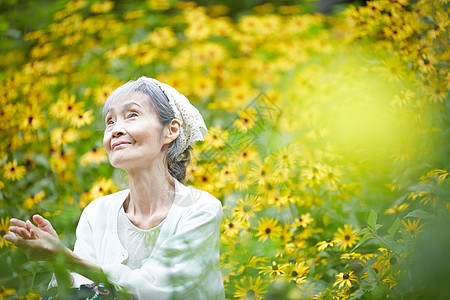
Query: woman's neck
123 164 175 226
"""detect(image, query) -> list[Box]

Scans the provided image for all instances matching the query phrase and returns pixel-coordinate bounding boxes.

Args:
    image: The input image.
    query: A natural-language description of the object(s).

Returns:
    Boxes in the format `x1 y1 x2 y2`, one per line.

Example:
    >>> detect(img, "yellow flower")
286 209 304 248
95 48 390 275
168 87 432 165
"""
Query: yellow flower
149 0 171 10
89 177 118 200
385 203 409 215
20 105 44 131
0 285 16 298
316 239 335 251
266 192 289 211
221 217 246 239
94 84 118 105
254 217 282 242
401 218 424 238
334 225 360 251
50 149 75 172
3 160 26 181
229 162 252 191
258 260 287 276
148 27 177 48
50 128 78 146
80 147 108 166
301 164 326 187
233 194 262 222
341 252 362 260
191 77 214 99
185 22 211 41
333 271 358 289
50 92 82 120
295 213 314 229
233 276 268 300
70 109 94 128
203 126 228 149
248 157 276 187
90 0 114 14
235 146 259 163
273 145 297 169
23 191 46 210
418 53 437 73
0 218 13 248
234 107 258 133
284 261 309 283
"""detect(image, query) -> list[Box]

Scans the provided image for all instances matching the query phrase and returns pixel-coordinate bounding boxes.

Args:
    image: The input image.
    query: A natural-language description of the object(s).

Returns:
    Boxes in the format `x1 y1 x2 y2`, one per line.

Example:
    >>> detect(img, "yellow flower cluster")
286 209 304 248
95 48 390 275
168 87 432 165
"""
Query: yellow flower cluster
0 0 448 298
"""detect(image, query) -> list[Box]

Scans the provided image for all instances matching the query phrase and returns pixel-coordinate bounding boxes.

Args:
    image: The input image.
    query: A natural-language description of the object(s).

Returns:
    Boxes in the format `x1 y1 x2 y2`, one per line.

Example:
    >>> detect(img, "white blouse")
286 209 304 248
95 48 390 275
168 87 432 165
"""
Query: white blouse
117 205 165 270
48 178 225 299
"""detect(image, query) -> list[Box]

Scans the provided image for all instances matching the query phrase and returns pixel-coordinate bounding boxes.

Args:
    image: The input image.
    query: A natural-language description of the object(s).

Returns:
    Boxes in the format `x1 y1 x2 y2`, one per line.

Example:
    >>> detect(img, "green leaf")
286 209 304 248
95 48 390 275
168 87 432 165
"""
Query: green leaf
361 257 377 275
368 267 378 282
357 228 370 236
309 258 315 275
404 209 432 219
368 209 378 229
375 224 383 230
388 218 401 237
350 232 374 252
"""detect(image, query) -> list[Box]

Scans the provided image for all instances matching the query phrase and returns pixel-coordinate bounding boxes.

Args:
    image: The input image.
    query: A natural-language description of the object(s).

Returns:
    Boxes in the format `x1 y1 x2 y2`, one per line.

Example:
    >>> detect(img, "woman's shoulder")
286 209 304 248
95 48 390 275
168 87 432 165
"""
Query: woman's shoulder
82 189 129 215
181 185 223 217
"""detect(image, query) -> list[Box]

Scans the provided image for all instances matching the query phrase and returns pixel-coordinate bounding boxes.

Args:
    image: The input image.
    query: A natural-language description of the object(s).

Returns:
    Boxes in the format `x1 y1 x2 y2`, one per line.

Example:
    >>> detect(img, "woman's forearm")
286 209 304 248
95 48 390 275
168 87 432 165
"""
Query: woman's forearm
60 246 109 284
52 262 74 288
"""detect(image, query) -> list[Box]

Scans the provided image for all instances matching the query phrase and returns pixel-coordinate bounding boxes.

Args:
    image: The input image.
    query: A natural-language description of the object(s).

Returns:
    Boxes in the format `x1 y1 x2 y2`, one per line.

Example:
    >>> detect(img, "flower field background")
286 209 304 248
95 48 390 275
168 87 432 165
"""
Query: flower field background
0 0 449 299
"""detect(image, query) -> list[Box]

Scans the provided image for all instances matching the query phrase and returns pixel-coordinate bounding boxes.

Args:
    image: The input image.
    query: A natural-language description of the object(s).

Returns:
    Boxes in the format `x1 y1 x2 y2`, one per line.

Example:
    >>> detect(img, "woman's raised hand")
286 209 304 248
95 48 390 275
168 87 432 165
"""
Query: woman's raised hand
4 215 63 261
9 214 58 240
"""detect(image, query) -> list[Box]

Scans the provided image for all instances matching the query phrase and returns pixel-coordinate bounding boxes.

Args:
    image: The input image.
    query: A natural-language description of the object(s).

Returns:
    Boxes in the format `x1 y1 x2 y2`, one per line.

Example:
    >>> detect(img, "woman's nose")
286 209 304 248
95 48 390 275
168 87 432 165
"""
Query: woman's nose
111 121 125 137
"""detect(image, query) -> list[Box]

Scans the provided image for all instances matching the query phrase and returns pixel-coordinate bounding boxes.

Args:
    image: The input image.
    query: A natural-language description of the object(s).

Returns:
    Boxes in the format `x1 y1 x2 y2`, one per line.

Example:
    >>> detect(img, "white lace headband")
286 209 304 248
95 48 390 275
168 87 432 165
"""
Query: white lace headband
141 77 208 157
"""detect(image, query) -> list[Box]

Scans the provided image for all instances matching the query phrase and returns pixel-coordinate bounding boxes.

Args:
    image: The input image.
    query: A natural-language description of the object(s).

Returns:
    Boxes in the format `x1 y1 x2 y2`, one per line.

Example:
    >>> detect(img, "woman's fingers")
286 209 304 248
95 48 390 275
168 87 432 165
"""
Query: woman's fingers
10 218 27 229
3 232 19 244
8 226 31 239
30 229 38 239
32 214 58 238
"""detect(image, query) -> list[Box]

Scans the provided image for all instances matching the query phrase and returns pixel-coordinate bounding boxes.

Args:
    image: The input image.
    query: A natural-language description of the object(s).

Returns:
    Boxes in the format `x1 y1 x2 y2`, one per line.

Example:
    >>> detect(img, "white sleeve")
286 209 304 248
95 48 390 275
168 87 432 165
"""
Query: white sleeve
99 205 223 299
48 208 95 289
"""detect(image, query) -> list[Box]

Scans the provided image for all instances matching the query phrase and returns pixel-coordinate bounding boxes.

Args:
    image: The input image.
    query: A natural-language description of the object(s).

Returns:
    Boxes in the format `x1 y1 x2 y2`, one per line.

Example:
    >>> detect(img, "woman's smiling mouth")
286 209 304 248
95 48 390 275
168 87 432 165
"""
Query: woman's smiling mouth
112 141 131 150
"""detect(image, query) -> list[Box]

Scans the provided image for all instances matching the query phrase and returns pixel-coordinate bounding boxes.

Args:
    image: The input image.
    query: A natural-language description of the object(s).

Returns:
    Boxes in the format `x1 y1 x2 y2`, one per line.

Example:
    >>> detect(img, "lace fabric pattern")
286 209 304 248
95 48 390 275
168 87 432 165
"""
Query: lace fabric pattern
149 78 208 156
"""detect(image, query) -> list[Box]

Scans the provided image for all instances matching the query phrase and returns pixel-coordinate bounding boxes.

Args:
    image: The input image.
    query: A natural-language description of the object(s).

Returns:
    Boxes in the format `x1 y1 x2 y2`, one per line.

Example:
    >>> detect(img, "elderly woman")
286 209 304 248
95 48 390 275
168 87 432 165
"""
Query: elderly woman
4 77 225 299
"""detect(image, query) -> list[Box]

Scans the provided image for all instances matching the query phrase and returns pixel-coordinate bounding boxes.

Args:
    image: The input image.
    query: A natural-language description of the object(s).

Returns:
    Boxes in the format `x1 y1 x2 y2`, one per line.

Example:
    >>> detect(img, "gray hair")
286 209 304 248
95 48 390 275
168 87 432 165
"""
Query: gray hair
102 77 192 183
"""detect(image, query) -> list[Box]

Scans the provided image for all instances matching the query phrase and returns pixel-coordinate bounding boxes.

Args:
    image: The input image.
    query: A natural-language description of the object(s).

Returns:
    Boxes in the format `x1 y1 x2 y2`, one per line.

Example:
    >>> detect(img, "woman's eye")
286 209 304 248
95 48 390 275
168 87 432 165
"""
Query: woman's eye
128 112 138 118
106 119 114 125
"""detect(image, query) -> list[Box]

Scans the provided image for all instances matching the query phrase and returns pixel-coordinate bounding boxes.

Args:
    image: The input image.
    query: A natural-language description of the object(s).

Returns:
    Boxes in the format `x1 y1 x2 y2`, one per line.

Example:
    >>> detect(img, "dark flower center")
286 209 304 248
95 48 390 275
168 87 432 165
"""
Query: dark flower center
390 257 397 265
265 228 271 234
246 290 255 297
291 271 298 277
343 273 350 280
228 223 234 228
326 239 332 243
345 235 351 241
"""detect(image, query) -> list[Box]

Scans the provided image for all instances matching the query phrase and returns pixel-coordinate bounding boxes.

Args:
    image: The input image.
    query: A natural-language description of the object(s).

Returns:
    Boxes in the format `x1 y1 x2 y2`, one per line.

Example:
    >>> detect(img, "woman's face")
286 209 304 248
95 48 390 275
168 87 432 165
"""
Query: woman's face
103 92 165 171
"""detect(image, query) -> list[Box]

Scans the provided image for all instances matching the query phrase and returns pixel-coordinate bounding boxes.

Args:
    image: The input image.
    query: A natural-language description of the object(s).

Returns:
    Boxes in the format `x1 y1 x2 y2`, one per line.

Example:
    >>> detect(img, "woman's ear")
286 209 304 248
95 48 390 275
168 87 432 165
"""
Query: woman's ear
164 119 181 145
